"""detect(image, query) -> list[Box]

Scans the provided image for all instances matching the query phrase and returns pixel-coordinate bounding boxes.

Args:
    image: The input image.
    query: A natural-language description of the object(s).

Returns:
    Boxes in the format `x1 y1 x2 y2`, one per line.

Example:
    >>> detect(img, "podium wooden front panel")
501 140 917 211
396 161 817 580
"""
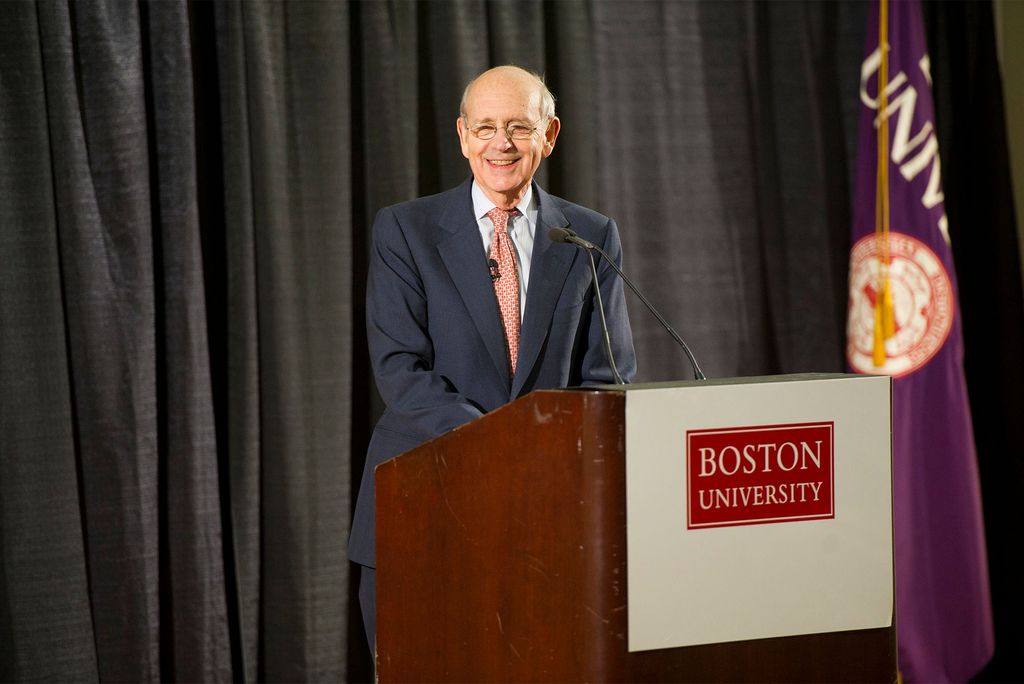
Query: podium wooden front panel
375 389 895 682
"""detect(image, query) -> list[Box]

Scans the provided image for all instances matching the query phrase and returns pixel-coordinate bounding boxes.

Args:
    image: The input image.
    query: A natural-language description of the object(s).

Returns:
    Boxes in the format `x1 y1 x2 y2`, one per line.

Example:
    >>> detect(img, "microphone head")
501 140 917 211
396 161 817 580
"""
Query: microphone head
548 227 573 243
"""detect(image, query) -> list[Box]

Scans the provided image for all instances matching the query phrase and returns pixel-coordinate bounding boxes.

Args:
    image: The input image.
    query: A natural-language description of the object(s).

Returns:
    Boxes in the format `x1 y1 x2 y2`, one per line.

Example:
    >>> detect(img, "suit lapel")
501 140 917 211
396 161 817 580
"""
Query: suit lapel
512 185 574 397
436 181 511 388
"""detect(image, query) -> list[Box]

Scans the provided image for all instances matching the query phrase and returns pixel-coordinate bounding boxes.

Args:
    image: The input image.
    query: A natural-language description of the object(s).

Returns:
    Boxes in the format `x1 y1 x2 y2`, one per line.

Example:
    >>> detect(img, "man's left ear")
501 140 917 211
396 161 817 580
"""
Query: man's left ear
542 117 561 158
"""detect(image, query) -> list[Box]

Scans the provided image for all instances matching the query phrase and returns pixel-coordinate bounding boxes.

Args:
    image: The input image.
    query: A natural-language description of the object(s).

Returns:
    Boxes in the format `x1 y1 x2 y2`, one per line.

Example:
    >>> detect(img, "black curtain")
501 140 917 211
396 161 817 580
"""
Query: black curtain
1 1 1020 682
925 3 1024 681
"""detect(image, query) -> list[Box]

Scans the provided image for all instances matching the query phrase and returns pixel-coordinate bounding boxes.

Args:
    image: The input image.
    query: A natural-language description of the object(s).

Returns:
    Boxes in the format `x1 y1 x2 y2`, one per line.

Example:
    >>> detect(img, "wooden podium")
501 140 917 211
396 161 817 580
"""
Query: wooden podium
376 379 896 682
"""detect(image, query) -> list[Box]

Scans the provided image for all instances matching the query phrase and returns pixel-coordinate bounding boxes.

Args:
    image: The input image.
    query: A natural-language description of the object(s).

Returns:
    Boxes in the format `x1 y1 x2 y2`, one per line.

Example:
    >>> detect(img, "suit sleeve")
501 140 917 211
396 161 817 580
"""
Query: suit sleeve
366 207 485 440
580 217 637 385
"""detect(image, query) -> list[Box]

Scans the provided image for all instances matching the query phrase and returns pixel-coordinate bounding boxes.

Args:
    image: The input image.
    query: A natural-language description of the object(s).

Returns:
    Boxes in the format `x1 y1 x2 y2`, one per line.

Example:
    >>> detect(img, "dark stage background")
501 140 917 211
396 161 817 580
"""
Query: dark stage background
0 1 1020 682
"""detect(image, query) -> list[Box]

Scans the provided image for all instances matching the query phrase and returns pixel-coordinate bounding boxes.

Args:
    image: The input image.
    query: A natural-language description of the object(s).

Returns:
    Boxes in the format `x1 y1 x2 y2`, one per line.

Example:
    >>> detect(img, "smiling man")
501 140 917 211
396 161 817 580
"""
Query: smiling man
456 67 560 209
348 65 636 655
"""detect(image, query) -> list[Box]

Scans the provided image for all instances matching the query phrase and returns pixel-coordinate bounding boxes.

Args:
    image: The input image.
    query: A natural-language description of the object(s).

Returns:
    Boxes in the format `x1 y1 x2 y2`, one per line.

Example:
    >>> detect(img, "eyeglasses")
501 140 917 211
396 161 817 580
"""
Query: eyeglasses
466 121 542 141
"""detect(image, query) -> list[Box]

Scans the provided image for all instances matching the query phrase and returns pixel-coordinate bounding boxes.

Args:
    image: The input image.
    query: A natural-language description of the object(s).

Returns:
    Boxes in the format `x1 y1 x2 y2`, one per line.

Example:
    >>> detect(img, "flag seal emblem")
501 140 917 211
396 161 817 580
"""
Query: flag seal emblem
846 231 954 376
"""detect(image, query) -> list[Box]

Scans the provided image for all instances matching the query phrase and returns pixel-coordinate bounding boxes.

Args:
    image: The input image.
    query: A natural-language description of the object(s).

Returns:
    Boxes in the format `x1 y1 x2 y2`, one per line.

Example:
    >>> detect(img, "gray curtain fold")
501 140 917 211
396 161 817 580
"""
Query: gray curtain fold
0 3 98 681
210 2 262 680
1 0 1020 682
215 2 353 681
2 0 232 680
594 1 772 379
543 0 598 207
590 1 859 381
744 1 856 372
36 1 162 680
142 1 230 681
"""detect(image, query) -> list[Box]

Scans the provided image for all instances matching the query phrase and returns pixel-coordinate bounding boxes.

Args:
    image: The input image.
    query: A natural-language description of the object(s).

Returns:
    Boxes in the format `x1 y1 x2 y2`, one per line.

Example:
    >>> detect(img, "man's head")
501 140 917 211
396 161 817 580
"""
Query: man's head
457 66 560 209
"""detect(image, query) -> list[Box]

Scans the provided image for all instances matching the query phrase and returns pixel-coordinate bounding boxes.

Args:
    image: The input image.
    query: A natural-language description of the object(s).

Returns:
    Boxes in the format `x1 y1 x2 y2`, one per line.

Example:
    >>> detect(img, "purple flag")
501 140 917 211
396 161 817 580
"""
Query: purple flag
847 1 994 680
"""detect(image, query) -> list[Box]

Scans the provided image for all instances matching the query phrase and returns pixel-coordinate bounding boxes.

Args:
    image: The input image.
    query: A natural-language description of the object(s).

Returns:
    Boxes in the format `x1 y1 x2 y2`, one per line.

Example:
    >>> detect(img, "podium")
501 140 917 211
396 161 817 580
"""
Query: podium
375 375 896 682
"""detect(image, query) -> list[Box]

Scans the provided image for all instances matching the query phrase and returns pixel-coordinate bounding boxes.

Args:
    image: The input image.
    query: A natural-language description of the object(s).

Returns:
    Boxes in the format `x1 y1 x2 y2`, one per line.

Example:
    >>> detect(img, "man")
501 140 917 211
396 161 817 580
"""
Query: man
348 65 636 652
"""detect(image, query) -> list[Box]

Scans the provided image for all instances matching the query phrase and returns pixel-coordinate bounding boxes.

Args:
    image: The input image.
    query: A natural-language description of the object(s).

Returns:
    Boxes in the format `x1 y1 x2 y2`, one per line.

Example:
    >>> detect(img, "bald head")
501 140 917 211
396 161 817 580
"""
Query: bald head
459 66 556 123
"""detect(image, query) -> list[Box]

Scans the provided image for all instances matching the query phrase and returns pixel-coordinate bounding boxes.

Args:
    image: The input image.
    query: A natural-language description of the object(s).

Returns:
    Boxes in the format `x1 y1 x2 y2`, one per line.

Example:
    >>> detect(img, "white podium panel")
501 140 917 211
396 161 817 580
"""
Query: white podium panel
625 374 893 652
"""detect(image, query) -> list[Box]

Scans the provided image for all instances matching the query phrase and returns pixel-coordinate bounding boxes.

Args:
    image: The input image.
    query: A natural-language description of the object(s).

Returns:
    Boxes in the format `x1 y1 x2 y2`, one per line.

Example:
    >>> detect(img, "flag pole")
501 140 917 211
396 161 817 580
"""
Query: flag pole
874 0 896 367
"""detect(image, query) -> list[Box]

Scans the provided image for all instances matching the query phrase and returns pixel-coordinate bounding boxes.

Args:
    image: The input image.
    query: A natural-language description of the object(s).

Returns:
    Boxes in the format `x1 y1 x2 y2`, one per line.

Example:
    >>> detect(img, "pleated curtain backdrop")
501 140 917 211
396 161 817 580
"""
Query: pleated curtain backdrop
1 1 1020 682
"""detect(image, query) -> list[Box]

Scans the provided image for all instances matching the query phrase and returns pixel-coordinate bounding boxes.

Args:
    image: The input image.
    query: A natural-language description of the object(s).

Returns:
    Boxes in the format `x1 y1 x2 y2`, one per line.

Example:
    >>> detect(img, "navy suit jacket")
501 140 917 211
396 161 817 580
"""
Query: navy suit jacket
347 179 636 567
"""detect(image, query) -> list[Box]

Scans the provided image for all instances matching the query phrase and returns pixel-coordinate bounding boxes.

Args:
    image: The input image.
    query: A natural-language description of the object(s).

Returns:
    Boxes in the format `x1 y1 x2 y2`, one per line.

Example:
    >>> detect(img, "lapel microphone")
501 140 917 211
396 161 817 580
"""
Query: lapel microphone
549 227 706 381
488 258 501 281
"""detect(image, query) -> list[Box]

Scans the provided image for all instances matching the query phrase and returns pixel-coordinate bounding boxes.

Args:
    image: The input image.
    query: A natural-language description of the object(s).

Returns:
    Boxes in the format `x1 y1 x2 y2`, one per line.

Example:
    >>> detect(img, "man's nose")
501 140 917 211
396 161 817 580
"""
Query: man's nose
491 134 514 151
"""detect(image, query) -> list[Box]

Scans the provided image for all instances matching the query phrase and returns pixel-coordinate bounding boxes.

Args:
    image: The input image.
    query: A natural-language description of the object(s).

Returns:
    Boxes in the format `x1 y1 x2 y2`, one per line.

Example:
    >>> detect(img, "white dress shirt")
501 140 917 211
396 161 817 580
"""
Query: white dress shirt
472 181 537 321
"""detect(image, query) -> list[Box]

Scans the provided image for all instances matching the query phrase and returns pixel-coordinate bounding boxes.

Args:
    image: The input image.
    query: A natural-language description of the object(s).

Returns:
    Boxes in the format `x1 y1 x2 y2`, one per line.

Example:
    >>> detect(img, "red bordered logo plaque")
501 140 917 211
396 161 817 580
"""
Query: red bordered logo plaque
686 422 835 529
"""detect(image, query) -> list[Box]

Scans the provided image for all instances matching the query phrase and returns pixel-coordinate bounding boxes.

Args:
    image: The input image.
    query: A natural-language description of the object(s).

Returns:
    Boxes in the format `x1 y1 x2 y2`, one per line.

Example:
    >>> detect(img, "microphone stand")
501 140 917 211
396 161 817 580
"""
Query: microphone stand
583 246 625 385
550 228 706 381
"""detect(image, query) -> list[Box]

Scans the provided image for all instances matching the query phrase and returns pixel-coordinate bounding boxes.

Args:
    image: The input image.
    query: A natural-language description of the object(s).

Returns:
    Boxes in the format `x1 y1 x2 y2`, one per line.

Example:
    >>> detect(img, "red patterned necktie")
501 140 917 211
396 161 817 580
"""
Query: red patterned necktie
487 207 521 375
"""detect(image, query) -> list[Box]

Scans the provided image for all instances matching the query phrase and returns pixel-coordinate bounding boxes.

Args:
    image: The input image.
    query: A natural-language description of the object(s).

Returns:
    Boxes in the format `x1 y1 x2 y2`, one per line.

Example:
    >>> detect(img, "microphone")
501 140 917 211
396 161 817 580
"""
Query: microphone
550 227 598 251
550 229 624 384
488 258 501 281
549 227 706 381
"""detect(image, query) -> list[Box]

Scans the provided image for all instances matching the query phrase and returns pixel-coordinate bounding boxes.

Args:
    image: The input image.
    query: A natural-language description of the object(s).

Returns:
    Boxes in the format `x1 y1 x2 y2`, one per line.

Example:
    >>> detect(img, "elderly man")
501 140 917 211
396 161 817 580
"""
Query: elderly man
348 65 636 652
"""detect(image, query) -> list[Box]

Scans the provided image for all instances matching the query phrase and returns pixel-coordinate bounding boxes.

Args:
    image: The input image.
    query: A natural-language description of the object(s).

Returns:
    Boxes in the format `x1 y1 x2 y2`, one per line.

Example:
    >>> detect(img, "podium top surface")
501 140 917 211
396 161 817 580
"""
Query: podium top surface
590 372 882 392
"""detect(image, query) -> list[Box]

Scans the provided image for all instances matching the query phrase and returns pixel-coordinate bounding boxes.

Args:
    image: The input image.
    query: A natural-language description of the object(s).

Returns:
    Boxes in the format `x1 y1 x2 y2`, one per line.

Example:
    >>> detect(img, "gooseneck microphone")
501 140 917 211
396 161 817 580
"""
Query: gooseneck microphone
578 239 624 384
549 227 706 381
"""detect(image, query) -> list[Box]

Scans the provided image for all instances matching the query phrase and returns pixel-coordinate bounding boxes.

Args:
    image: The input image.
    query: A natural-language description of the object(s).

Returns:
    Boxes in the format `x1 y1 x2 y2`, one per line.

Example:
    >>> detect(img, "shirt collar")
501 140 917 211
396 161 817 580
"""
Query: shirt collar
471 181 535 224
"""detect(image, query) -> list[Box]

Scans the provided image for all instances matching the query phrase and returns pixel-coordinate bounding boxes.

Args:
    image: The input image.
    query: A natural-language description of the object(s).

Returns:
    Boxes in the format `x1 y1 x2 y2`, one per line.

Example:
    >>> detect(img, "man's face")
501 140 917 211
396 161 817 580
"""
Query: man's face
457 71 560 209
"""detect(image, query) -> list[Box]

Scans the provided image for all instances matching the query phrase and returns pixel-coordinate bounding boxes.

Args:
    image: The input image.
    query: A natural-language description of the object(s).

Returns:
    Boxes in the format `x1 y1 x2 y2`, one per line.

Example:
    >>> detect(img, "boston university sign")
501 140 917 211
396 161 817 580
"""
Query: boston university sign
623 374 892 652
687 421 834 528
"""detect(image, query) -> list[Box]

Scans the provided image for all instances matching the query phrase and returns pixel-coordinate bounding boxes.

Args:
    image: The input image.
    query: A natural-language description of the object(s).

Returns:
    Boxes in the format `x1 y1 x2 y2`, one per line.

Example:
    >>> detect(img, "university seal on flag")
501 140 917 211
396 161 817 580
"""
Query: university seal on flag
847 231 954 376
